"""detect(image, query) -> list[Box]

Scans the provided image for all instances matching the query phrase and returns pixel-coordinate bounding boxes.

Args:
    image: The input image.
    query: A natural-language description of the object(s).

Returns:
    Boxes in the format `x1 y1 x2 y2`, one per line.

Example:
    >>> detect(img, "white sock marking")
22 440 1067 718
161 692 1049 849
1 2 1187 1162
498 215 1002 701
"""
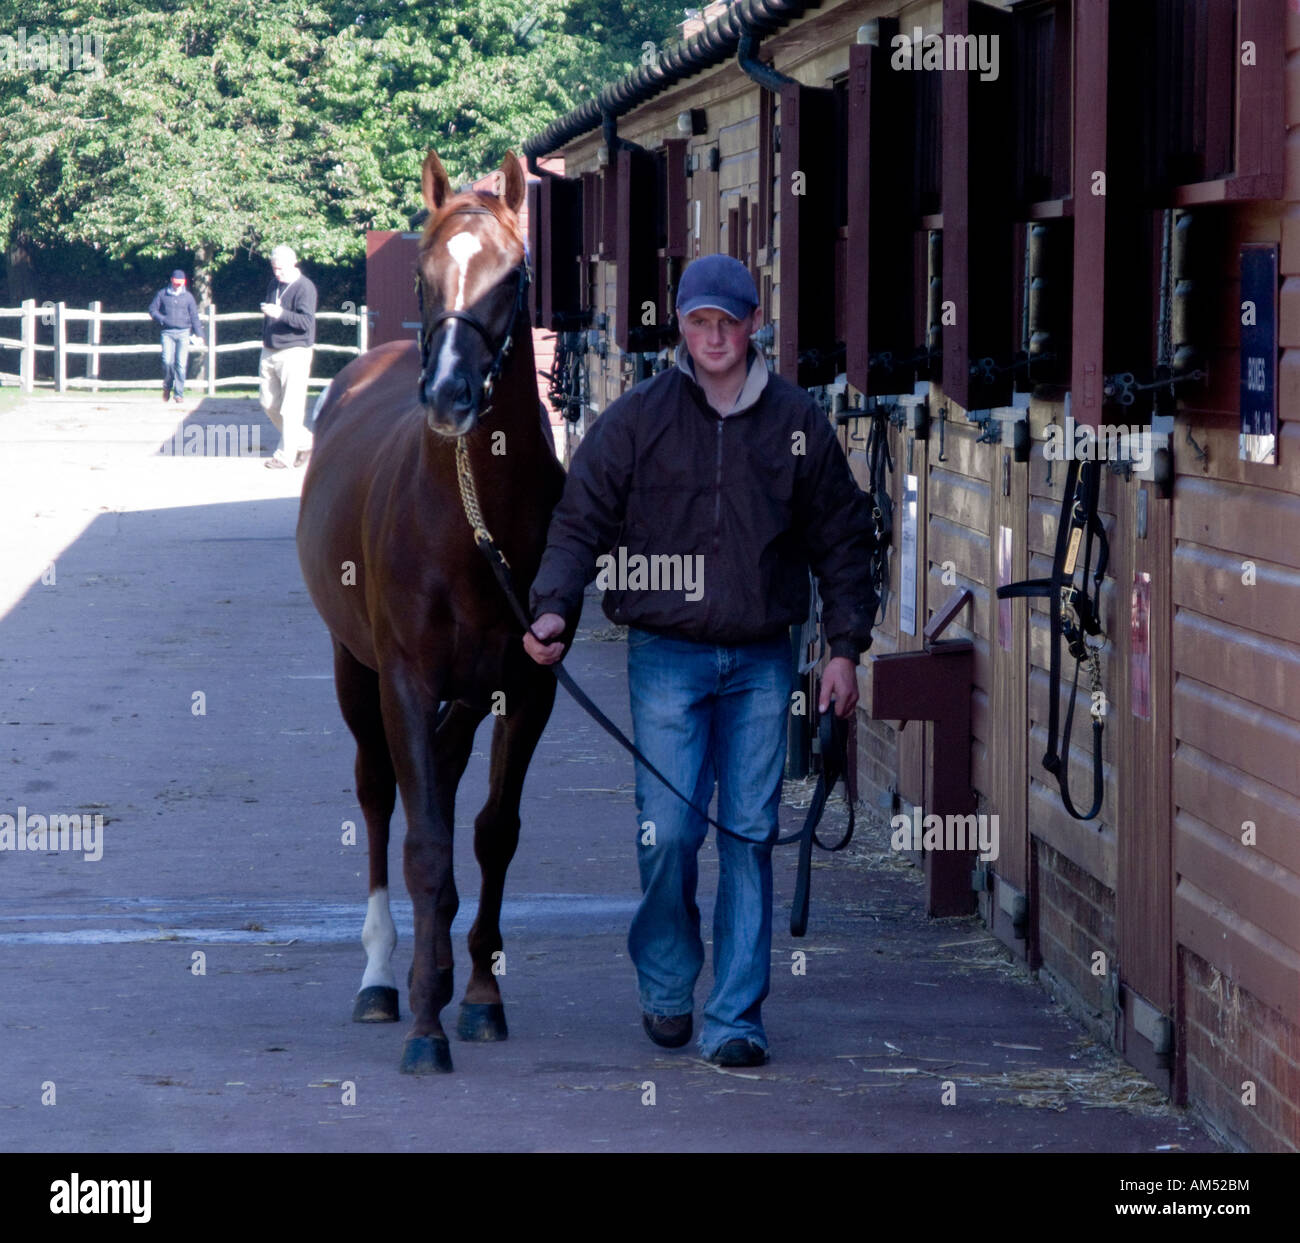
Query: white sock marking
360 887 397 991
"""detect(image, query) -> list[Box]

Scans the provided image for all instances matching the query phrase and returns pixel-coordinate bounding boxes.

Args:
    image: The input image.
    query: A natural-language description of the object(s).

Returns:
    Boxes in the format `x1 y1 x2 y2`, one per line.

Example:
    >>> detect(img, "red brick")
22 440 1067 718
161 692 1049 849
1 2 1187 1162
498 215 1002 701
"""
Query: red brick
1183 949 1300 1150
1038 865 1114 946
1186 1050 1291 1150
1040 926 1107 1011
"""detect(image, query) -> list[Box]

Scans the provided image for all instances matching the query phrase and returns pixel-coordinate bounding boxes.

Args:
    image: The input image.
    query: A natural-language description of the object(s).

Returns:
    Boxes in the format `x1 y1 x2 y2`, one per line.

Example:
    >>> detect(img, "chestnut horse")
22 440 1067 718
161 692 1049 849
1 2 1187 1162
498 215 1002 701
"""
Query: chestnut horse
297 150 570 1073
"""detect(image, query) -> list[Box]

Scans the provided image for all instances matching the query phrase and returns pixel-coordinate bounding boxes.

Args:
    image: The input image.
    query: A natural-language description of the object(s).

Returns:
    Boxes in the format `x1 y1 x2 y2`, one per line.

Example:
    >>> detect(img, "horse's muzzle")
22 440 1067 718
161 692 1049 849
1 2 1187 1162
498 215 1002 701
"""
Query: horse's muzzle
420 371 479 437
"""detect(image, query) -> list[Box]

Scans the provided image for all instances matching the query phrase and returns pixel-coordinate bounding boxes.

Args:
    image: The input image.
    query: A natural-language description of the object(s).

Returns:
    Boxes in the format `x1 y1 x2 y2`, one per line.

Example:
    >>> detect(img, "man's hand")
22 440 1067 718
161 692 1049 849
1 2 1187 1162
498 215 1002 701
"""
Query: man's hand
189 334 203 347
260 302 283 320
523 612 566 666
818 656 859 719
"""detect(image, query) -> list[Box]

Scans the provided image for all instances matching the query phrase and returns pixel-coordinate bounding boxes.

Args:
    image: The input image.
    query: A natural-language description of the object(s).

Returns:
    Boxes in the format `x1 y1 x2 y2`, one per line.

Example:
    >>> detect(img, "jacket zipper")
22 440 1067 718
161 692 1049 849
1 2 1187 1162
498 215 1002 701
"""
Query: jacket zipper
712 418 723 553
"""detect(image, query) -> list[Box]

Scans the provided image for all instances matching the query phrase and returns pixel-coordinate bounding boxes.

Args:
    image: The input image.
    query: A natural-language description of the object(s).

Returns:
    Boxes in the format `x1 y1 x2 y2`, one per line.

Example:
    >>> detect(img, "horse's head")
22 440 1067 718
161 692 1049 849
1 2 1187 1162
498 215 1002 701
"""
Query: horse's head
415 149 530 438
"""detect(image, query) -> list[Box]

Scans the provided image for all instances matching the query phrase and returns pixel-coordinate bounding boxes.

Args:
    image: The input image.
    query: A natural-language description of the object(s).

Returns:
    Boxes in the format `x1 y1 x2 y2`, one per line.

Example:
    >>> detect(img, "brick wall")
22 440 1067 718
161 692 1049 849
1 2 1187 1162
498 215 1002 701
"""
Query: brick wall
1181 948 1300 1152
854 712 897 809
1034 839 1116 1023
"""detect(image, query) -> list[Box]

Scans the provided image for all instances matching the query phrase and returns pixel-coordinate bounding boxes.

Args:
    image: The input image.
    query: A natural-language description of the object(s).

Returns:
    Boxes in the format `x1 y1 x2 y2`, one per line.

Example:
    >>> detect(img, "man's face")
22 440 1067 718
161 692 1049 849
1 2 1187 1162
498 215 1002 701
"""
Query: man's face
271 255 293 282
170 277 184 291
680 306 756 380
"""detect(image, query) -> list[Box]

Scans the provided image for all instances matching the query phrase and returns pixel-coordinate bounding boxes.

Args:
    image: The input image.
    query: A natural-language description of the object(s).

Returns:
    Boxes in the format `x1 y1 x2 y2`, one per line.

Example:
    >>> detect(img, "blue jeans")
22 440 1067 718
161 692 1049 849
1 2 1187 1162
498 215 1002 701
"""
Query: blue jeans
161 329 190 397
626 627 792 1056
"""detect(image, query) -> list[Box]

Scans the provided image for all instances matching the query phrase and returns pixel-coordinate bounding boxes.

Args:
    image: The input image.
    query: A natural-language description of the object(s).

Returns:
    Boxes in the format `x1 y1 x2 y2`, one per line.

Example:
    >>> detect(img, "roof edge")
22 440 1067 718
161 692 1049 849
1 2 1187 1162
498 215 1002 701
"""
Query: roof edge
522 0 822 160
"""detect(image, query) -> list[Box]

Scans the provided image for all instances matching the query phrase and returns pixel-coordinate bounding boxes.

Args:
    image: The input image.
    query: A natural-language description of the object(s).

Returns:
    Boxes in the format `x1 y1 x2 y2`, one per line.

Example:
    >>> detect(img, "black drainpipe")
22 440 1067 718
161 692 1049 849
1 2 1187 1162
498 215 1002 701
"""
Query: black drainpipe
603 111 619 163
737 29 805 781
526 153 560 180
737 30 798 91
602 110 650 161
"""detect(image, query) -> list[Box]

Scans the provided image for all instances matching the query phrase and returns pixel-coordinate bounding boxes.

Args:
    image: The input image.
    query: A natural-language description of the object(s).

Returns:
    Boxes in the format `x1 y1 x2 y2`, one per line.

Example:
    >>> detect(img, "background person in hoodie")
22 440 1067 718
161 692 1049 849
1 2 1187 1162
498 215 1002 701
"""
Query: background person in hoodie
524 254 877 1069
147 269 203 404
258 244 317 469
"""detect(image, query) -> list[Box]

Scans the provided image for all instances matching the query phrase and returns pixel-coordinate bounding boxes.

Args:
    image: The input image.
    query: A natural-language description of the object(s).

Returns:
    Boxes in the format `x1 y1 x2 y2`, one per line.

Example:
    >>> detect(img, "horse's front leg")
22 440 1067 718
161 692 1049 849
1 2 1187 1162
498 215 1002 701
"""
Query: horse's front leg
460 663 558 1041
331 640 401 1024
380 669 459 1074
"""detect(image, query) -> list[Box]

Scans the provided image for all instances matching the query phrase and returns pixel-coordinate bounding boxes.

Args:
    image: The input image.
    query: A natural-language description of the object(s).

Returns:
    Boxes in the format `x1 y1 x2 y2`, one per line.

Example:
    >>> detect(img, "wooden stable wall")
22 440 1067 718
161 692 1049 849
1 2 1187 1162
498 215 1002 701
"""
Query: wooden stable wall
1154 4 1299 1153
1171 420 1300 1151
541 0 1300 1150
1169 183 1300 1147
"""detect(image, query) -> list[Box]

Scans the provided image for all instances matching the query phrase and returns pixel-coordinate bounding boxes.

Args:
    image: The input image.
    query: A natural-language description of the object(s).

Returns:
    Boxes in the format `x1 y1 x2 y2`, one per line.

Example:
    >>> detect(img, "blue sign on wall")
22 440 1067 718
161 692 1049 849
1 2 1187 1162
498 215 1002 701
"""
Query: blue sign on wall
1239 243 1278 465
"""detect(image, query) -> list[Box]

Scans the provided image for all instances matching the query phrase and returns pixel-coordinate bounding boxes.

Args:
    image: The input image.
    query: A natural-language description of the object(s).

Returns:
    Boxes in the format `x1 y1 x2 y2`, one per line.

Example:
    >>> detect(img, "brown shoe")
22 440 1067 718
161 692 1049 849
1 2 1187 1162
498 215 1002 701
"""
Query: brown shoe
264 455 289 470
162 387 171 402
293 450 311 468
643 1012 692 1049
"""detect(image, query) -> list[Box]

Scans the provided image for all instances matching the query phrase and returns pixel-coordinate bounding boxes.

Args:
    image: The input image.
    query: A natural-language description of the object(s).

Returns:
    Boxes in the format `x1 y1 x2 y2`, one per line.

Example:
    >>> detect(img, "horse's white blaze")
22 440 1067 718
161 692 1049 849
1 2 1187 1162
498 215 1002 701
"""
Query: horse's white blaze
360 887 397 991
432 320 461 390
428 233 484 393
446 231 481 311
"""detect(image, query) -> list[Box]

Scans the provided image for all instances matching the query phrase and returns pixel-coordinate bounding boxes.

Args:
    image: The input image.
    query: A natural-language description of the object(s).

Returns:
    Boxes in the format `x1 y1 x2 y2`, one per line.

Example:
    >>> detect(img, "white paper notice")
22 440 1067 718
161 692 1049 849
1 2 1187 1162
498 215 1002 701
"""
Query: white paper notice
900 473 918 636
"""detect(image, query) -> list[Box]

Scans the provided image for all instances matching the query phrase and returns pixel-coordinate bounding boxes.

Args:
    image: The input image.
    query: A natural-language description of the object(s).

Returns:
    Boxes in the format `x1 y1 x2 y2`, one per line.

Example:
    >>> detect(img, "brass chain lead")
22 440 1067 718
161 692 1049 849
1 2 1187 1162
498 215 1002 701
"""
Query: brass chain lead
455 436 509 567
1087 640 1105 719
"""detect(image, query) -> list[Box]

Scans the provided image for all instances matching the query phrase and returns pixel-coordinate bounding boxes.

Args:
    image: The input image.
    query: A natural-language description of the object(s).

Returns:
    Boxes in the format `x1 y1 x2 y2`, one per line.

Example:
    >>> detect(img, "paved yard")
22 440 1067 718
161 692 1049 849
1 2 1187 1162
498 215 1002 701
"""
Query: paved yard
0 391 1222 1152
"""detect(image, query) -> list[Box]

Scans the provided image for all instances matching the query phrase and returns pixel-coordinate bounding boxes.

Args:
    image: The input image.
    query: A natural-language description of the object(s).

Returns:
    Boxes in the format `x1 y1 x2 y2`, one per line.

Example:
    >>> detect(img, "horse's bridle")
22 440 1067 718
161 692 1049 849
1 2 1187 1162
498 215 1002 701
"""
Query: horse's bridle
415 206 532 418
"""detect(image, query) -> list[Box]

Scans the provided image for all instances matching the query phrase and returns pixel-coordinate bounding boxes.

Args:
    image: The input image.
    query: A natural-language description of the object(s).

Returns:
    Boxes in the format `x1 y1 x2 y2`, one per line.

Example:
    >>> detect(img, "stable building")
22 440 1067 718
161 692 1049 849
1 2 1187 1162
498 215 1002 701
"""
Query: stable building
521 0 1300 1151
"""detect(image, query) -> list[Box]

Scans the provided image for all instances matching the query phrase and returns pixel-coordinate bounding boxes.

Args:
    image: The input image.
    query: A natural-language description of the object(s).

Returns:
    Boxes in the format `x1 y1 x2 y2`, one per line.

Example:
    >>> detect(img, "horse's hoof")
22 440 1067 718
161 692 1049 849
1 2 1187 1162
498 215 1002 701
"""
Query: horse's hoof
458 1002 508 1042
352 986 400 1023
400 1036 453 1075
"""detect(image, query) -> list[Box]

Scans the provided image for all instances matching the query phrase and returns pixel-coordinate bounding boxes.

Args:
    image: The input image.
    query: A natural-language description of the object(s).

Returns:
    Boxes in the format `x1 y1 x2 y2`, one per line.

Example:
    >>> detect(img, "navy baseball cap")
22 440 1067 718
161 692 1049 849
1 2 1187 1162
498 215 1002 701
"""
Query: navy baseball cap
171 270 186 280
676 254 759 319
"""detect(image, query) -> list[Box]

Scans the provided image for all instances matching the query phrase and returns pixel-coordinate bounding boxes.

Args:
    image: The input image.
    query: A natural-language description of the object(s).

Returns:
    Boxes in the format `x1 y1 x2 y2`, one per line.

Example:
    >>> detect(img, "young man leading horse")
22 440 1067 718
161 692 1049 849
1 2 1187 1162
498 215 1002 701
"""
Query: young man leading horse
526 254 877 1067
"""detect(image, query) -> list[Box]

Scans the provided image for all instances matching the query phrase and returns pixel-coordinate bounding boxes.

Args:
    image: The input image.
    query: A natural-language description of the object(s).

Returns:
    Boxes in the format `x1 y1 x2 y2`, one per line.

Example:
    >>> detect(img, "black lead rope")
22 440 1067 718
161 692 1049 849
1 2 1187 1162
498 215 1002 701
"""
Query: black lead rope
865 407 893 625
996 457 1109 820
789 711 855 938
468 529 854 936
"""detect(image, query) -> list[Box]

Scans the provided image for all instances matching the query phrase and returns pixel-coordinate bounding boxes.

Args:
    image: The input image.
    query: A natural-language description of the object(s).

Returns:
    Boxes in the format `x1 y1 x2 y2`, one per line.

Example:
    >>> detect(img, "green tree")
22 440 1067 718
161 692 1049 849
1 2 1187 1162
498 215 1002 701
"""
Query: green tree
0 0 688 303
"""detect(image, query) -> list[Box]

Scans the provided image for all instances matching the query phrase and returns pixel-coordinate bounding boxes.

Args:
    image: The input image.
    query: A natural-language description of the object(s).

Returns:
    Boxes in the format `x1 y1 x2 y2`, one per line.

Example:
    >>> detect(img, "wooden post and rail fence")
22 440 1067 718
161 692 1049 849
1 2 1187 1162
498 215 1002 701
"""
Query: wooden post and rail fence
0 300 369 394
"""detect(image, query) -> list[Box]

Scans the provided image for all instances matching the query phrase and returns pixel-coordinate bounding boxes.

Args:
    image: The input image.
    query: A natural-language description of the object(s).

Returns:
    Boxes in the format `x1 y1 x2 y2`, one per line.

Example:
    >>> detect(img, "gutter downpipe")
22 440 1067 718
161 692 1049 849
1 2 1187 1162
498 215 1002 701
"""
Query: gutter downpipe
602 110 650 162
527 153 560 180
737 18 805 780
737 29 799 92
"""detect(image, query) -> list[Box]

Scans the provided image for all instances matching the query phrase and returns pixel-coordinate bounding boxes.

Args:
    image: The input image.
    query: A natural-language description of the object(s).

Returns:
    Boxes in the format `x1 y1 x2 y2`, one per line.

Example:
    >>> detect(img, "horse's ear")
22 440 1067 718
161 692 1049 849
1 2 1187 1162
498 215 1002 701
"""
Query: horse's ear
421 150 452 214
500 151 526 215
